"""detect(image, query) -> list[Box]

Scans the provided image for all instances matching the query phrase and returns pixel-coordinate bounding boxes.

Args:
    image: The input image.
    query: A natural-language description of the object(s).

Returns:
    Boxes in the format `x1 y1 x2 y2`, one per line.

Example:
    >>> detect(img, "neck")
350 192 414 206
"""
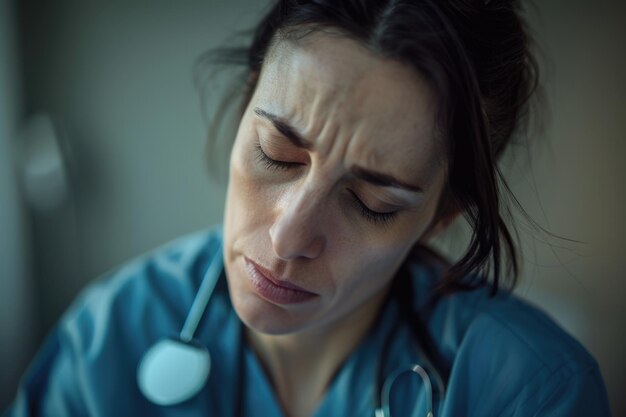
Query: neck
246 288 390 417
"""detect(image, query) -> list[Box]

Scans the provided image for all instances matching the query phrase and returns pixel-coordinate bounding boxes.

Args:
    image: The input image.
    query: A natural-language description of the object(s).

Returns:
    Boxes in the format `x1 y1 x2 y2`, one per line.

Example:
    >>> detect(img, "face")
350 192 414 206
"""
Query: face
223 32 447 336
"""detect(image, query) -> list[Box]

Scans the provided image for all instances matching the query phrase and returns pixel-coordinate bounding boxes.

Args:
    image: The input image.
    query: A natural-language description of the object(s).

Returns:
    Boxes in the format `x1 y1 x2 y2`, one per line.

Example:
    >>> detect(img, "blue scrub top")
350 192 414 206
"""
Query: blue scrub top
4 227 611 416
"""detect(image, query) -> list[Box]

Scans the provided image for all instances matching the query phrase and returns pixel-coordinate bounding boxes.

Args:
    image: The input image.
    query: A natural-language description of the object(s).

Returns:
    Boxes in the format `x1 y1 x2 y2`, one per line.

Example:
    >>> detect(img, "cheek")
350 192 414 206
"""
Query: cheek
333 237 413 299
225 143 270 231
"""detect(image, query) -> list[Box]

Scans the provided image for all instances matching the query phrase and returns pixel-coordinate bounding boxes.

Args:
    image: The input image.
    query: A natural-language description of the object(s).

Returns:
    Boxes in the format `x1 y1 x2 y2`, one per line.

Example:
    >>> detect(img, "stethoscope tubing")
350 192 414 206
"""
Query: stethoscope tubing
179 246 223 342
375 364 434 417
373 302 445 417
140 241 446 416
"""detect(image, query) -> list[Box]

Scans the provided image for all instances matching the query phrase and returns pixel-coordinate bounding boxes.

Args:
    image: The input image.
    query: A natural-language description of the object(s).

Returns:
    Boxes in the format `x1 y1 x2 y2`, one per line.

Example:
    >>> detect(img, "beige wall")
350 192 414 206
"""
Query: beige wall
516 2 625 414
4 0 625 414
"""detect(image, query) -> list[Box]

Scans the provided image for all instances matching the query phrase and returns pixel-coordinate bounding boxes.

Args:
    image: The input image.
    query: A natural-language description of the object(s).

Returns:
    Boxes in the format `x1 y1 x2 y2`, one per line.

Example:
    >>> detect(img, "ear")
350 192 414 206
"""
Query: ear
419 210 461 243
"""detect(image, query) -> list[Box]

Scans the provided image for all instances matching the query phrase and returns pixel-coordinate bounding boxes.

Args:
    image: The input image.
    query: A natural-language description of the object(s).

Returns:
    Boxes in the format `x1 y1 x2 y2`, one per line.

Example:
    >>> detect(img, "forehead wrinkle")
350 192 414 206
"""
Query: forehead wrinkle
345 118 443 190
344 65 444 184
260 41 356 144
258 32 445 186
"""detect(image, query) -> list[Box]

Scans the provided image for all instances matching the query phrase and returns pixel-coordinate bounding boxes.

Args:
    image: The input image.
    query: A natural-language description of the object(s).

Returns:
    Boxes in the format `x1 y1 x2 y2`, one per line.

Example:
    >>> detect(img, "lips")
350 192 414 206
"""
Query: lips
243 258 317 305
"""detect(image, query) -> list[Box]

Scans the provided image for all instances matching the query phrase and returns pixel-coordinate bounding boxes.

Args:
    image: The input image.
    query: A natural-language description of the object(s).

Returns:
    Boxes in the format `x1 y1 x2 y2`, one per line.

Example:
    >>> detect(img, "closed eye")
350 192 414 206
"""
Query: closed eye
347 189 398 226
255 144 302 171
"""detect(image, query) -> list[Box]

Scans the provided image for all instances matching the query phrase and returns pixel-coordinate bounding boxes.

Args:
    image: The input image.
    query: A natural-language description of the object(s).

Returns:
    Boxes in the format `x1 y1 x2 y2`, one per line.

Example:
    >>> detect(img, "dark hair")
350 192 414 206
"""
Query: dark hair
198 0 541 295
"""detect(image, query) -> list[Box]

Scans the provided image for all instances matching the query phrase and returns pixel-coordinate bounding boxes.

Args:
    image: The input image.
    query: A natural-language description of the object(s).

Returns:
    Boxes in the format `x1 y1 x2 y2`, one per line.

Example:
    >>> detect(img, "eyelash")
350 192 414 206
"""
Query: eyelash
255 144 399 226
347 189 398 226
255 144 299 171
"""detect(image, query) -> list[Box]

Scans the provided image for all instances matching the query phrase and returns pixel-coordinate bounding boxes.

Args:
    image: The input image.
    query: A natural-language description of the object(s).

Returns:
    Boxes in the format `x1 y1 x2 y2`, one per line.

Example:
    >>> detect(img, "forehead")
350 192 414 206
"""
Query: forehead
253 31 444 181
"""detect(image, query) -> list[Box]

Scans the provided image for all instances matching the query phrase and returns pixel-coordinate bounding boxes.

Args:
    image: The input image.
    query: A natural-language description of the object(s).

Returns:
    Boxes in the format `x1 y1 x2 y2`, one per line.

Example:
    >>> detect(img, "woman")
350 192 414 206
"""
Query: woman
5 0 611 416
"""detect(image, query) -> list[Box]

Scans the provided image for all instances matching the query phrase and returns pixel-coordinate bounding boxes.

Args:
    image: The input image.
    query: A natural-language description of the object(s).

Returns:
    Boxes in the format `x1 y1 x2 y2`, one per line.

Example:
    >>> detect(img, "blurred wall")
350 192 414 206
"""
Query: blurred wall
2 0 271 409
0 0 36 410
17 1 270 334
515 2 625 414
4 0 625 414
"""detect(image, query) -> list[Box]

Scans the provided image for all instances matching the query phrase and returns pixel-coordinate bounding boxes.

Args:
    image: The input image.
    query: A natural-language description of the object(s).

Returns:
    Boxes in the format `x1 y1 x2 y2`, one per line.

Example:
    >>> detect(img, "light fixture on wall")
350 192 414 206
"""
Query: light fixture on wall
18 113 70 213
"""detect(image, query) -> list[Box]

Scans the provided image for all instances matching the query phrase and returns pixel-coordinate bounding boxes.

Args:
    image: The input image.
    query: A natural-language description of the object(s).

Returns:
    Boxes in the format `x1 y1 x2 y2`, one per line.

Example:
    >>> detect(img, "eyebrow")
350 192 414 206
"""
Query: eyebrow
254 107 312 149
253 106 423 193
351 166 423 193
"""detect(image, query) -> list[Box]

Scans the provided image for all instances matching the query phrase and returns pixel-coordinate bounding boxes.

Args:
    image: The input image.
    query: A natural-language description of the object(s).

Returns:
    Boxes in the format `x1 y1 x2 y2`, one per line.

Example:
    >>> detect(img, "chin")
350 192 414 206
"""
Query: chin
232 294 309 336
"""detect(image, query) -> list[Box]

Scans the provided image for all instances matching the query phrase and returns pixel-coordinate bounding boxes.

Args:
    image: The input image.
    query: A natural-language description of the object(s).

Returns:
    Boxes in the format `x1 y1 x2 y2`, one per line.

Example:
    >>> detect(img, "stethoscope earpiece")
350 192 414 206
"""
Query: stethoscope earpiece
137 337 211 406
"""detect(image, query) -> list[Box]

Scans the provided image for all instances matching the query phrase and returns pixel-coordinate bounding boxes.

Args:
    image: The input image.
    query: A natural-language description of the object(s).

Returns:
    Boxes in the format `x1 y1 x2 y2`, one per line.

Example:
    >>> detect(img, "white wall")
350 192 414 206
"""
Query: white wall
6 0 625 414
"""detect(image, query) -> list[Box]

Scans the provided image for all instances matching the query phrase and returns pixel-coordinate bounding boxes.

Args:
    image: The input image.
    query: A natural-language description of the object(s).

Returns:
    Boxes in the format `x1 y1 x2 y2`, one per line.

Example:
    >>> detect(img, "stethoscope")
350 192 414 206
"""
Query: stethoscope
373 318 446 417
137 243 445 416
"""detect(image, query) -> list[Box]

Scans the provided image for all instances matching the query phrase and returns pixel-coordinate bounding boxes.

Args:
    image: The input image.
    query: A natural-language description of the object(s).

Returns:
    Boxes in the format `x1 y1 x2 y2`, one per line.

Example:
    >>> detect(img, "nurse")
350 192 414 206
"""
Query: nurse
5 0 612 416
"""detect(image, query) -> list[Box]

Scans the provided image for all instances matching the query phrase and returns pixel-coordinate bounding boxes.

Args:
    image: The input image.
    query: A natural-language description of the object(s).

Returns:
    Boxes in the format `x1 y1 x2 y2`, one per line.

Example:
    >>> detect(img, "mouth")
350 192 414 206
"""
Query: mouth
243 257 318 305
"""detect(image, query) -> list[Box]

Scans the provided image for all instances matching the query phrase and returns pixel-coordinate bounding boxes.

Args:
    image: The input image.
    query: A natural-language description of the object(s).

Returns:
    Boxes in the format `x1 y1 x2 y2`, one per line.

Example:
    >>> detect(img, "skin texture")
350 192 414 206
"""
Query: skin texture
223 32 447 417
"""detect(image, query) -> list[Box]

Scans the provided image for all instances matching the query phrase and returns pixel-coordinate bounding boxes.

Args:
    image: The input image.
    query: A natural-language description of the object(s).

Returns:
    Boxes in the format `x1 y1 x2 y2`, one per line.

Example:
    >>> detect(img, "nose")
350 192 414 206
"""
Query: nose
269 184 327 260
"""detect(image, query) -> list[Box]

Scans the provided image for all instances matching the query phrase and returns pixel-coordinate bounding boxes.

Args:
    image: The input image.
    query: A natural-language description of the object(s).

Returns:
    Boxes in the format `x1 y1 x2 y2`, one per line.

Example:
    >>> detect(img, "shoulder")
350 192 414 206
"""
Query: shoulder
405 261 611 415
60 226 224 354
91 226 222 293
5 227 226 416
77 226 221 304
405 259 597 372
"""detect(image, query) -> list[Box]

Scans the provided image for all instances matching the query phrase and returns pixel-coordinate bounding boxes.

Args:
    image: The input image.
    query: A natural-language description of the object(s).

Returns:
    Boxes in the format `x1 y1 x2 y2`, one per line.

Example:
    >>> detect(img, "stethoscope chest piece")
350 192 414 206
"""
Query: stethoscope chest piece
137 337 211 406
